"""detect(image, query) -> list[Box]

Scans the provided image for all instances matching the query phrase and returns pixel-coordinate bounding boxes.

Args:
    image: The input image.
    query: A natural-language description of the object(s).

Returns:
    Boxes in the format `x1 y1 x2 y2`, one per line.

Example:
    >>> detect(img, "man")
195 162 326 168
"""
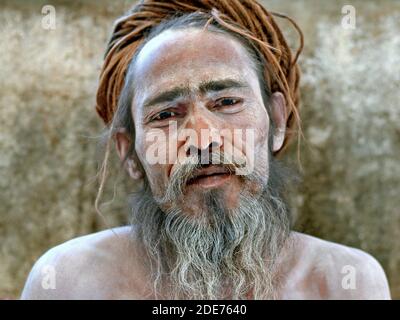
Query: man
21 1 390 299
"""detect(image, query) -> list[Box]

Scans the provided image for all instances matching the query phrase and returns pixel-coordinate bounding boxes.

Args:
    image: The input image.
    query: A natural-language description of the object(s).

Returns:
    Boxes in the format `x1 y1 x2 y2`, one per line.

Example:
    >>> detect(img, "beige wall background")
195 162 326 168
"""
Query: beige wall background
0 0 399 299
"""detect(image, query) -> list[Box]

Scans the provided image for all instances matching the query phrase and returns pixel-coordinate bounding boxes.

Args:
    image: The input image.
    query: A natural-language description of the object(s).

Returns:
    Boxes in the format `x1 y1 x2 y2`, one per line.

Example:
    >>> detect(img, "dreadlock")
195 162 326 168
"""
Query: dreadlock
94 0 304 216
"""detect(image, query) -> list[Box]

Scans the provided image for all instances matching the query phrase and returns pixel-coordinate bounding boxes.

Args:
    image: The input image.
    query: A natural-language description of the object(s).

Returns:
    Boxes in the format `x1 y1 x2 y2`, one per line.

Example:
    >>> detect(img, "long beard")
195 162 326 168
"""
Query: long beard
129 156 293 300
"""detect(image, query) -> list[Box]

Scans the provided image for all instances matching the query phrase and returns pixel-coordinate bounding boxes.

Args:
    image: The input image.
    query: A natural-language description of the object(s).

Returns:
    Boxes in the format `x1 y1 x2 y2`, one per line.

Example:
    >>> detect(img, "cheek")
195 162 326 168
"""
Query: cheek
244 105 270 175
134 130 146 168
255 111 270 162
240 104 270 149
135 128 170 195
256 113 270 149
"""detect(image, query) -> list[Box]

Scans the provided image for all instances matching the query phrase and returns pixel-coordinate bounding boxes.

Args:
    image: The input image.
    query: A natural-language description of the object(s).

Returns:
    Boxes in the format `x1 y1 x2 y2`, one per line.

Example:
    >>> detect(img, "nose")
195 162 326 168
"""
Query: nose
186 141 220 164
183 111 222 164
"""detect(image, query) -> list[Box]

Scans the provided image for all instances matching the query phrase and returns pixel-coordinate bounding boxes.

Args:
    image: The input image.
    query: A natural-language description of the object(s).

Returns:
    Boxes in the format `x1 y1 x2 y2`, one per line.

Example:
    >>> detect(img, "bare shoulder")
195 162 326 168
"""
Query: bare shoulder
290 232 391 299
20 226 141 299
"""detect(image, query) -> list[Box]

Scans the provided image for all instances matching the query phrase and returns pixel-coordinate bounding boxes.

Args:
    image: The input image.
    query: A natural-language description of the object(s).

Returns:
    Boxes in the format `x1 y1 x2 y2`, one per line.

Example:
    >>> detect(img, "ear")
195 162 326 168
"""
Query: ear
114 128 143 180
270 92 287 153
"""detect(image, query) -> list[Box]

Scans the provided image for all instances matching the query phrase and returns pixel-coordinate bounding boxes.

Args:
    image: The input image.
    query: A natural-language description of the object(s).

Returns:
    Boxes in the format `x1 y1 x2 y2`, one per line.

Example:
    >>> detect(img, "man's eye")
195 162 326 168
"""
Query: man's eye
152 110 177 121
215 98 241 108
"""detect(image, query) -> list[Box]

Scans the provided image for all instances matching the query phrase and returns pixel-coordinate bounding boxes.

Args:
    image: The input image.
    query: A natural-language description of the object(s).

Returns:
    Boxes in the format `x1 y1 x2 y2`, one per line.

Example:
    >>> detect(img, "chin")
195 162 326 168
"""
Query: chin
181 181 245 216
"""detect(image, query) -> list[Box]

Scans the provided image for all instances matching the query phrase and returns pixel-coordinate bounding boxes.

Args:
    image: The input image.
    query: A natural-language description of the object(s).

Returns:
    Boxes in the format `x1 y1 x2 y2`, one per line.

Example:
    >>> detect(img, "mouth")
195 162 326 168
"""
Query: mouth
187 165 232 189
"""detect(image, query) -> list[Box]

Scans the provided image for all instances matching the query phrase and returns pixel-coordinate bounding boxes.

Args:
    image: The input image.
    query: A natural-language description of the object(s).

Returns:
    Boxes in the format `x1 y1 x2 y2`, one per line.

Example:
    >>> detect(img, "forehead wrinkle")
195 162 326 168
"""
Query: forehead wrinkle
133 29 262 114
134 28 255 85
142 63 251 96
136 28 248 71
142 76 251 110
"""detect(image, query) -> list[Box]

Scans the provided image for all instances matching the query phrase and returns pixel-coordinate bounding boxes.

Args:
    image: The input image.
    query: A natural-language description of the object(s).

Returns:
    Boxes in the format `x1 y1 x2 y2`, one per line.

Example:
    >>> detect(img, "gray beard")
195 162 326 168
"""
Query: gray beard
129 157 293 300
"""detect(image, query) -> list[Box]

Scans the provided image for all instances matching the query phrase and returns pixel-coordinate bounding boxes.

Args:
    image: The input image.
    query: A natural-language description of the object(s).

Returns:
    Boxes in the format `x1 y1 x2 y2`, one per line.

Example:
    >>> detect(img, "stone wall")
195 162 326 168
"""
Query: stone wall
0 0 399 299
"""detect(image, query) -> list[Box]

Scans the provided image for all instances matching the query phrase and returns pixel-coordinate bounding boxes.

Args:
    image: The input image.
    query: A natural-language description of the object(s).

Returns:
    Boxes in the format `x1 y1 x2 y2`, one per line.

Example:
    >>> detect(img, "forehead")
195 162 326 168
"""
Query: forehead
133 28 258 105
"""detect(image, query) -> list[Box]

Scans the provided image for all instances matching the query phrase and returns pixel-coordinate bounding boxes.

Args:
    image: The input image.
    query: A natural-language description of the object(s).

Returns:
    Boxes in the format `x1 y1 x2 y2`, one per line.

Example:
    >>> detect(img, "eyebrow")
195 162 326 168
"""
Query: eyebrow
143 78 249 109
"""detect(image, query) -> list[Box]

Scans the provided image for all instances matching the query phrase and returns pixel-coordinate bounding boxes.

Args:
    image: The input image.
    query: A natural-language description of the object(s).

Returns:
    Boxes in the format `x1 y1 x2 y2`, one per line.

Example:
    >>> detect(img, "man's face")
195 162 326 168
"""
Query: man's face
131 28 272 215
116 27 290 298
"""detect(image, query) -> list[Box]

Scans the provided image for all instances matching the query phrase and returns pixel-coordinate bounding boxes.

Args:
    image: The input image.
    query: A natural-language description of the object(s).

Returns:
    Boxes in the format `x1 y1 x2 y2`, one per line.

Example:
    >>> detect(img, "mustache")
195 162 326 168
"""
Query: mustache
158 150 247 204
130 150 296 299
130 159 292 299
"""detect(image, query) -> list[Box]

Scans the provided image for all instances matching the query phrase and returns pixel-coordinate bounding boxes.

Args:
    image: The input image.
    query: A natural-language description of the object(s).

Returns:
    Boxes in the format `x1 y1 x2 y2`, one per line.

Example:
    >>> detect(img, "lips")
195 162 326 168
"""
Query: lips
187 165 231 185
